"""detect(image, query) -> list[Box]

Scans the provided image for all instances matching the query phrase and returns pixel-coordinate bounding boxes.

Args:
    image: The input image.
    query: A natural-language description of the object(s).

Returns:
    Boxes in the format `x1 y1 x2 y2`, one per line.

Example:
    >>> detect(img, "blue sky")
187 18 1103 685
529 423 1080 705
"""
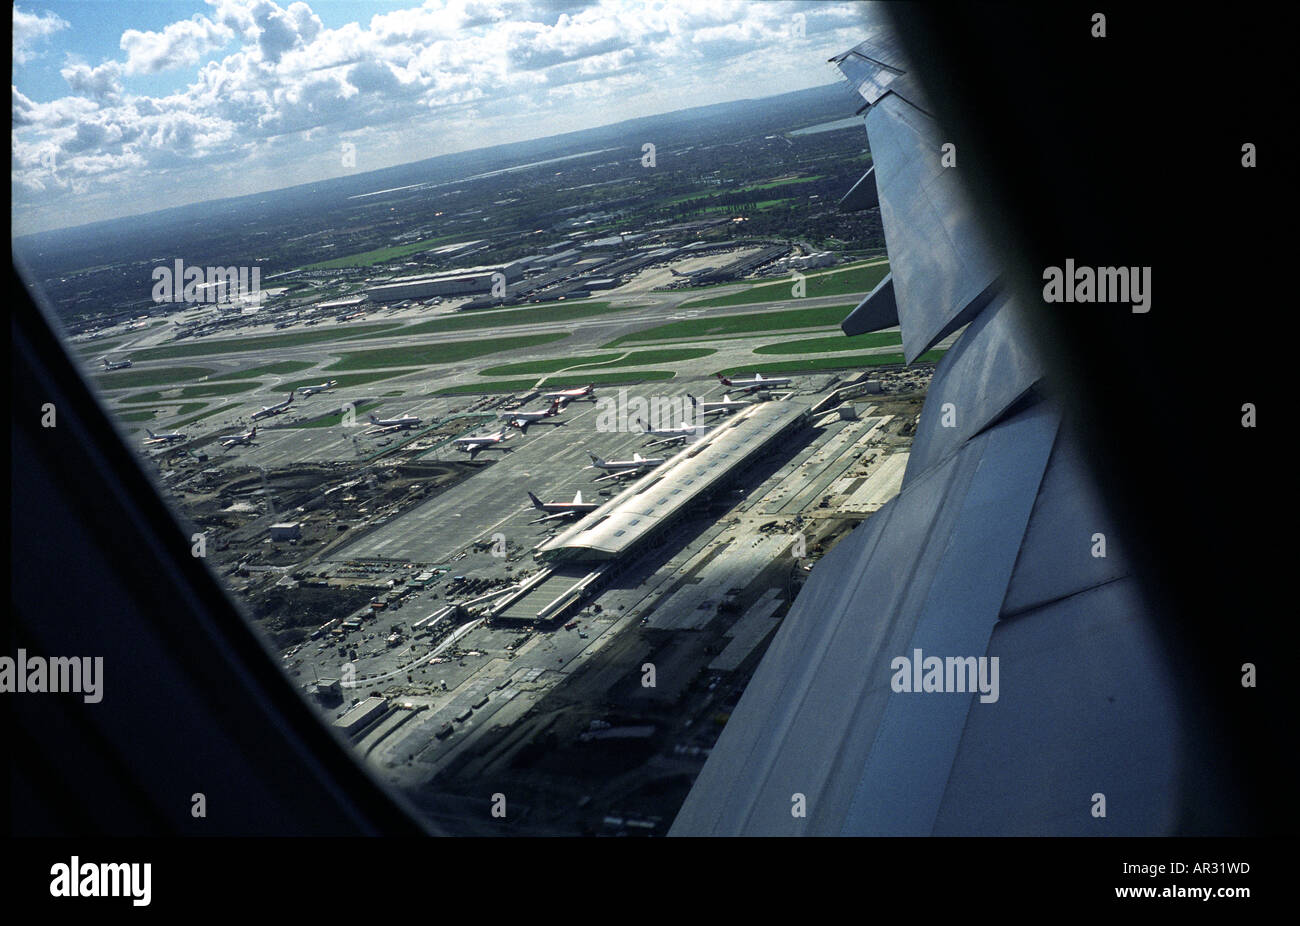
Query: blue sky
12 1 870 235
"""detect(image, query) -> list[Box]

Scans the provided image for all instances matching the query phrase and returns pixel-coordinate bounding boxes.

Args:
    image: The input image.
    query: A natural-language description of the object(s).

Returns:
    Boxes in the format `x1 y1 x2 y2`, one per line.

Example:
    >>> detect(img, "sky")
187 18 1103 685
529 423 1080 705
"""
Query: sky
12 0 871 235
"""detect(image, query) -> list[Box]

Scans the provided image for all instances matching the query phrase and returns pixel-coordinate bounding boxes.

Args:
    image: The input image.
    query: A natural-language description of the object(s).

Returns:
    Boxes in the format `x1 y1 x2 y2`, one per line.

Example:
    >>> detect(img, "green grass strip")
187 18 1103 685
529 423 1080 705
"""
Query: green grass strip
326 332 568 371
681 261 889 309
753 331 902 355
128 323 404 362
94 366 216 389
436 369 675 395
608 303 859 346
716 350 945 376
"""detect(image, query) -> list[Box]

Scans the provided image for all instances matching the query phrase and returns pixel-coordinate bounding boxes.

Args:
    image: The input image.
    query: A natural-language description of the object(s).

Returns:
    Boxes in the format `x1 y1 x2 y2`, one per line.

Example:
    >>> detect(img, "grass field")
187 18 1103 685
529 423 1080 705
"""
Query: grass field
608 303 858 346
94 365 216 389
680 260 889 309
298 235 461 271
296 400 382 428
280 370 419 390
76 338 126 356
348 300 633 341
436 369 675 396
119 409 162 422
115 401 208 422
172 403 242 427
128 322 404 361
735 175 823 193
123 381 262 403
753 331 902 355
479 347 713 377
326 332 569 371
210 360 316 379
716 350 945 377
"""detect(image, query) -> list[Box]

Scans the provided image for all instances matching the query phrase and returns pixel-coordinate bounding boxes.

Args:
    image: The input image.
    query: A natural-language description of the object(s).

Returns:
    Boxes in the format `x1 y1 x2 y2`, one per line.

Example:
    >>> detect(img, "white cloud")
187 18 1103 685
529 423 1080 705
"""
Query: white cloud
13 0 870 232
120 15 235 75
60 61 124 101
13 5 70 65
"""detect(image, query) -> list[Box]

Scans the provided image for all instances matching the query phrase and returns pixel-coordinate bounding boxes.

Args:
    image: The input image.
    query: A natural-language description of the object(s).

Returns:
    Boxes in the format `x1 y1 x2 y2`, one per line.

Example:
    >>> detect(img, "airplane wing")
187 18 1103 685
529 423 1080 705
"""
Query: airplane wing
529 510 578 525
671 14 1183 837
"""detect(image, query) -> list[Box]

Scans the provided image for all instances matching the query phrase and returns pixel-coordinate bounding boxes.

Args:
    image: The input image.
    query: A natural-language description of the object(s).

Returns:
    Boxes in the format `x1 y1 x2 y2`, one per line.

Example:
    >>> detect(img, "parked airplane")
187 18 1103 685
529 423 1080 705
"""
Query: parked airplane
636 419 713 449
299 380 339 397
587 452 665 481
454 430 511 458
542 384 596 404
527 490 600 524
221 426 257 448
688 393 750 416
369 410 418 429
102 357 133 371
367 411 422 430
143 427 187 445
251 391 295 420
499 399 562 431
716 372 791 393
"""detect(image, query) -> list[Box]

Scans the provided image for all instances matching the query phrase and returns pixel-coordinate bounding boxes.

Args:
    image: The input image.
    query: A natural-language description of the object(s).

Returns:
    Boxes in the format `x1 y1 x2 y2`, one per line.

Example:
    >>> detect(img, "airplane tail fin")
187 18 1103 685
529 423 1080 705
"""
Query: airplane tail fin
146 429 155 438
688 394 698 406
368 415 378 423
589 453 603 466
716 374 732 385
527 491 544 509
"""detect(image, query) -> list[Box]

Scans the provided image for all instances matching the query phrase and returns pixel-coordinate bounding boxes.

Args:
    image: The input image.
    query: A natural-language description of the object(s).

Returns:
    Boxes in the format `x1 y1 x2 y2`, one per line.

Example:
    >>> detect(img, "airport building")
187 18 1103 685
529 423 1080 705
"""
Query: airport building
269 522 302 541
490 400 810 626
539 400 809 562
333 696 389 737
365 261 524 302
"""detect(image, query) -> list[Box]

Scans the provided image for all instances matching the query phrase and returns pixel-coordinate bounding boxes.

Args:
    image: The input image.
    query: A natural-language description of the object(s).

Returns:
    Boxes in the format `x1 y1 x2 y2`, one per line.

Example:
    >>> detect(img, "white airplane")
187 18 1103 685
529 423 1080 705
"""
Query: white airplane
143 427 187 445
527 490 600 524
454 430 511 458
221 425 257 448
542 384 596 404
688 393 750 416
367 411 422 430
299 380 339 397
716 372 792 393
499 399 562 432
102 357 133 371
251 391 295 420
587 452 665 482
635 419 712 449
